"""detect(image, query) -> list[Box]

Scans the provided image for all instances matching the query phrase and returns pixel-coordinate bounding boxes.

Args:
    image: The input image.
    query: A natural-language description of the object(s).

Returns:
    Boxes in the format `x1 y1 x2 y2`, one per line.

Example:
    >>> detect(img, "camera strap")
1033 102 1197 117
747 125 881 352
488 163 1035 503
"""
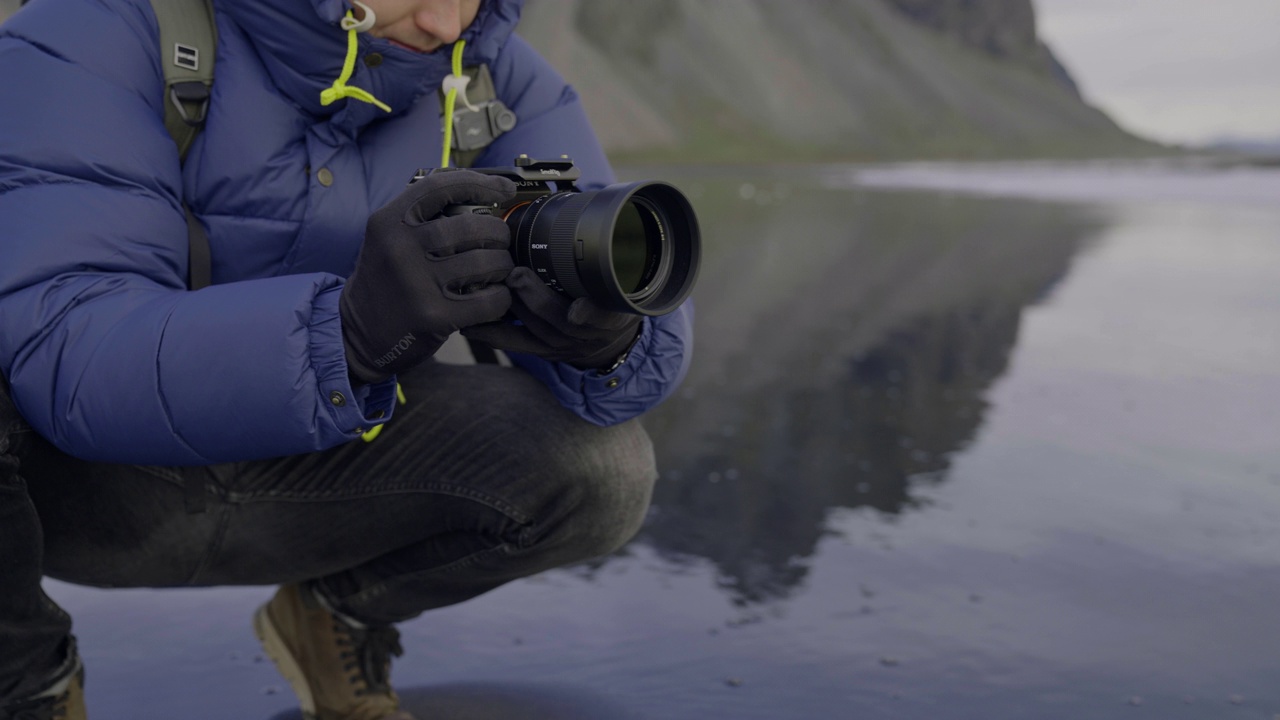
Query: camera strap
437 61 514 366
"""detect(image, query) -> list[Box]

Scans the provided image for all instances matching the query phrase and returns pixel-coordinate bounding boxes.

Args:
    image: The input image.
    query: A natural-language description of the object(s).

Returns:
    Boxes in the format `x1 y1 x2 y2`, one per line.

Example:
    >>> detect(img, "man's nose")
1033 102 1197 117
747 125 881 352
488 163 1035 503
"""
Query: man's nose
415 1 464 44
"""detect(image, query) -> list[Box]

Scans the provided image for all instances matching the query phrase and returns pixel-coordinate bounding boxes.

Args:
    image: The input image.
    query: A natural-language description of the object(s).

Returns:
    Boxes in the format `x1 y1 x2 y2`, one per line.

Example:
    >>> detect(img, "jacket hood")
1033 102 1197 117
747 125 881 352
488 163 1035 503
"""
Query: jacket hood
217 0 523 129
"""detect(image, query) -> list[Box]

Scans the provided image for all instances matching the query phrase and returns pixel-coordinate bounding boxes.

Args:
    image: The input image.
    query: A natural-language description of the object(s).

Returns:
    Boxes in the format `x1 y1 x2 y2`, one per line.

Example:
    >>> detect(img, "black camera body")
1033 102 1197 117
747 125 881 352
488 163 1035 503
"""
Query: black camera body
416 156 700 317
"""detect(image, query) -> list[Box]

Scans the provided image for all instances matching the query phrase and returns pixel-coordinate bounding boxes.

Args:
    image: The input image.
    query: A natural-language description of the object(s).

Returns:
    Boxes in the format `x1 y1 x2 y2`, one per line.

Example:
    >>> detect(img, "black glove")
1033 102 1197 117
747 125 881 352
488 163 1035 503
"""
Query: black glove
340 170 518 385
462 267 643 371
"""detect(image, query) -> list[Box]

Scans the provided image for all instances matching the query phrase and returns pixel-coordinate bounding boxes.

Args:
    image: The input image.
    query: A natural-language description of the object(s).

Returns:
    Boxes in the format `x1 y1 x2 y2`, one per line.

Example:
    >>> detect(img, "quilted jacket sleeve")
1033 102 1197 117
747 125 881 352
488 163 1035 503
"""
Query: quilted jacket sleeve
0 1 392 465
475 35 695 426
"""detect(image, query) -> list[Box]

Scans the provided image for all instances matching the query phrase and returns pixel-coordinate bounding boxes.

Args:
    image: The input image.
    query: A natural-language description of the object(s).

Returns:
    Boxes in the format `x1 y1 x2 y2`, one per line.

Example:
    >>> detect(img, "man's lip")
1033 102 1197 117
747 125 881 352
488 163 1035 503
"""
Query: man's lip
387 38 440 53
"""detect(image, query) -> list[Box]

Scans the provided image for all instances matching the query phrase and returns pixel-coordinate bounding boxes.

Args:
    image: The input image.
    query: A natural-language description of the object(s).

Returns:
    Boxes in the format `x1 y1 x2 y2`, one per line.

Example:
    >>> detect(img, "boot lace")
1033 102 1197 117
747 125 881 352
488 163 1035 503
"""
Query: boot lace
333 621 404 697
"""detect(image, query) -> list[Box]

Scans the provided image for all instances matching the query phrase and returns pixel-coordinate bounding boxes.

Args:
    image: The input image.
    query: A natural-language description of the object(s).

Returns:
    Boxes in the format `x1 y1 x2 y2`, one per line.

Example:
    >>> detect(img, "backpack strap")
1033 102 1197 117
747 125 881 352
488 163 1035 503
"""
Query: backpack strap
153 0 217 163
184 204 213 290
150 0 217 290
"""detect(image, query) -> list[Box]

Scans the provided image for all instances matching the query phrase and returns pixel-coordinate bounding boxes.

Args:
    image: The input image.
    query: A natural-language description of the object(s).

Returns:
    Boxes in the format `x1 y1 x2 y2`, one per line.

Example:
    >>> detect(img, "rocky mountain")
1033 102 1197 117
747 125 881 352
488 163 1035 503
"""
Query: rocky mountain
880 0 1081 95
0 0 1155 161
517 0 1155 161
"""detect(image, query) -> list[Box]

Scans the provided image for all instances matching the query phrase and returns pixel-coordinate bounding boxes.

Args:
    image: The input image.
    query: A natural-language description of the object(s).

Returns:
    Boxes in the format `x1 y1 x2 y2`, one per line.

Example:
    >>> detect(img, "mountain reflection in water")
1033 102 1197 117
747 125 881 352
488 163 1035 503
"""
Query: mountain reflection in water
636 173 1103 605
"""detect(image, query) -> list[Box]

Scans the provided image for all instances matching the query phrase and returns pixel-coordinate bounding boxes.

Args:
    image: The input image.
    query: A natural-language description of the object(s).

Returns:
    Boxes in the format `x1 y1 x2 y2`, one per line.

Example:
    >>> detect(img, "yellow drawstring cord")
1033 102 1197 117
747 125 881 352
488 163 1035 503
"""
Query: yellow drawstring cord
439 39 467 167
361 39 466 442
362 384 407 442
321 11 392 113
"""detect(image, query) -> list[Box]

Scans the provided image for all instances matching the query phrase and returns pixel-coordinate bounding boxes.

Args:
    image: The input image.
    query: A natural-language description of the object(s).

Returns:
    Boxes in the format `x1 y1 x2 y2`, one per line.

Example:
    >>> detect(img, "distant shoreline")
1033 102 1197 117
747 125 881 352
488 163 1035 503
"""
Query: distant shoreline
615 155 1280 211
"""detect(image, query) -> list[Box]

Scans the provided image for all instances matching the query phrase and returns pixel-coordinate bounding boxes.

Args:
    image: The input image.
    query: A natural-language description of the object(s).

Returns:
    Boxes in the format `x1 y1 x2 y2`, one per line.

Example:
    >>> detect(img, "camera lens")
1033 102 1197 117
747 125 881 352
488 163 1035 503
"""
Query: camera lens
611 197 666 296
505 181 700 316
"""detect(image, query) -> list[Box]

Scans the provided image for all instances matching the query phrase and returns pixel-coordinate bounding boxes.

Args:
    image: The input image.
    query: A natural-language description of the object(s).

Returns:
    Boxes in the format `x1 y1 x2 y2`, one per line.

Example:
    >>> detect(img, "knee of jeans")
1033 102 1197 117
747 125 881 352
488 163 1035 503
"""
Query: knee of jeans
536 420 657 559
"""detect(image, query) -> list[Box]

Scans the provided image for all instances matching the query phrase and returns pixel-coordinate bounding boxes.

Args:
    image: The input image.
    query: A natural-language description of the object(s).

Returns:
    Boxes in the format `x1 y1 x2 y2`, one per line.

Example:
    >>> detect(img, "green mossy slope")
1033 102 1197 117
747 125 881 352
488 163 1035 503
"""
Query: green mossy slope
517 0 1162 162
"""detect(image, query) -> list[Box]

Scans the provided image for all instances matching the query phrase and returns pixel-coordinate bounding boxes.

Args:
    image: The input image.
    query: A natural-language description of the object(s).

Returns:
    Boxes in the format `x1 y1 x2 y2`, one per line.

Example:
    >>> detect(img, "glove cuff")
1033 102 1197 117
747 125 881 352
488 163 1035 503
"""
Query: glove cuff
339 289 392 386
342 334 391 387
570 322 644 373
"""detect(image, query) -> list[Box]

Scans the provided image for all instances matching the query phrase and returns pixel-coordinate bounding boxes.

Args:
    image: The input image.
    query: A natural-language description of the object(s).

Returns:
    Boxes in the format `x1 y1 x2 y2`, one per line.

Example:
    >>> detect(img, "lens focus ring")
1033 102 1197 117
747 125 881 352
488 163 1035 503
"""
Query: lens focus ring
537 193 591 299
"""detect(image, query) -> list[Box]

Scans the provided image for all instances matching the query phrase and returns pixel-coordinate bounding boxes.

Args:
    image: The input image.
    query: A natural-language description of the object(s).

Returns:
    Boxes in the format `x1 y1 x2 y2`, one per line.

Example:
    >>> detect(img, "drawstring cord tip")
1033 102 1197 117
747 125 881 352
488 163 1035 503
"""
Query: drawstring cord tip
323 9 392 114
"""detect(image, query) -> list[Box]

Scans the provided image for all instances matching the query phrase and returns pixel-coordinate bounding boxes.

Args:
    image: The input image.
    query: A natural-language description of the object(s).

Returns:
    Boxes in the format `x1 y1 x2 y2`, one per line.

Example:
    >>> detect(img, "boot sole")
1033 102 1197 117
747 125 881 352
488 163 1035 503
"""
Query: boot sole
253 604 319 720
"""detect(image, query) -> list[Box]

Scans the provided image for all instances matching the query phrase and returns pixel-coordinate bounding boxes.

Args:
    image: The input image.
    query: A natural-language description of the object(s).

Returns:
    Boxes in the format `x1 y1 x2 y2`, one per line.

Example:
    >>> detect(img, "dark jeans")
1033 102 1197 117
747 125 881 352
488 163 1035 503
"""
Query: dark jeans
0 361 657 702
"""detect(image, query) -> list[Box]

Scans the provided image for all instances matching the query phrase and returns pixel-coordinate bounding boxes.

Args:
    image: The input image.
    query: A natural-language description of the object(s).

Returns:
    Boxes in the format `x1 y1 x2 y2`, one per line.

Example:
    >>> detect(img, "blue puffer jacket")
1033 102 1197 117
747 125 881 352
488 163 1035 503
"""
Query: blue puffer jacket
0 0 693 466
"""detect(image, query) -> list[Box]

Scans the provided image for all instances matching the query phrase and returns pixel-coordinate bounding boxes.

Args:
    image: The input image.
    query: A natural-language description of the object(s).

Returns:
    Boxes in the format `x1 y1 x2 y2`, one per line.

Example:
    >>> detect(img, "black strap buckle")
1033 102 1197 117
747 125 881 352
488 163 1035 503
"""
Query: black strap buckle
169 81 210 127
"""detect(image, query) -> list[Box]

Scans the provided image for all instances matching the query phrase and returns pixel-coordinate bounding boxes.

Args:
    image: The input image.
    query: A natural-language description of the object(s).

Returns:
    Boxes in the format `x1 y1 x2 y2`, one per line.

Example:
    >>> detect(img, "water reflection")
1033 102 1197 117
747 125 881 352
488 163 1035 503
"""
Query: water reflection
632 174 1108 605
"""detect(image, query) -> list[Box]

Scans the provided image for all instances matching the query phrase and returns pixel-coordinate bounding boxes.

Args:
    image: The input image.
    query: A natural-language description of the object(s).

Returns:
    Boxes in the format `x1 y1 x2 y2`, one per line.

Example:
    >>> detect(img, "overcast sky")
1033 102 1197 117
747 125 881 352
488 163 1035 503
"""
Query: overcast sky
1033 0 1280 146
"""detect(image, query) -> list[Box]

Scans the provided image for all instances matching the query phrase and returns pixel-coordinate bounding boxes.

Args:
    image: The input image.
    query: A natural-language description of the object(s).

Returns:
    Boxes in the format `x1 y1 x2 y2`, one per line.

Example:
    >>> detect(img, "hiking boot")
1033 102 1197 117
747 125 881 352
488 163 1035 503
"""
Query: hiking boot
253 584 415 720
2 656 85 720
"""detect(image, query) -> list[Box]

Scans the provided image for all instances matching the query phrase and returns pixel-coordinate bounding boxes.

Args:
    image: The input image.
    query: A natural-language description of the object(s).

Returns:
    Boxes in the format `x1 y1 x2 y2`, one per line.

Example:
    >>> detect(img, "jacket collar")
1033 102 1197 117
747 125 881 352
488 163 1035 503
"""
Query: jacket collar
217 0 523 130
